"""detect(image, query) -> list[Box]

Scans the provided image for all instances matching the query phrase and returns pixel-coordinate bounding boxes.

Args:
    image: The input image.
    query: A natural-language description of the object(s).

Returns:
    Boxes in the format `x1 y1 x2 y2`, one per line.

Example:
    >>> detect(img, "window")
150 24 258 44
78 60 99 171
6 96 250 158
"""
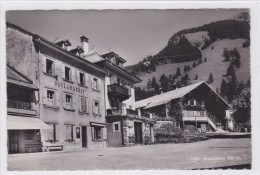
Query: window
129 105 132 110
24 130 35 140
76 127 80 139
46 59 54 75
47 90 55 106
79 72 85 86
92 77 99 90
65 66 71 81
93 127 101 140
113 122 120 132
80 97 88 113
47 124 57 143
65 125 74 141
93 101 100 114
65 94 72 109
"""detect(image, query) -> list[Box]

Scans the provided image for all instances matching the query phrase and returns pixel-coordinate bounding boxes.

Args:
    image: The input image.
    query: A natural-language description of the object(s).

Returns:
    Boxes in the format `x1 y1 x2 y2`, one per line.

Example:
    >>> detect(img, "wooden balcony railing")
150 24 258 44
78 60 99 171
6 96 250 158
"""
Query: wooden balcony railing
7 99 31 110
107 84 130 101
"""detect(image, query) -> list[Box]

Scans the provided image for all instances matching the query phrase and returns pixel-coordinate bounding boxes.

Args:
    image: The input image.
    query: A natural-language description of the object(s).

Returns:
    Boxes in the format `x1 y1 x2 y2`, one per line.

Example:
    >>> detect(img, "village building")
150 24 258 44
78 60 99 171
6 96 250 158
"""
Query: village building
80 49 155 147
6 23 107 152
7 65 52 153
135 81 233 132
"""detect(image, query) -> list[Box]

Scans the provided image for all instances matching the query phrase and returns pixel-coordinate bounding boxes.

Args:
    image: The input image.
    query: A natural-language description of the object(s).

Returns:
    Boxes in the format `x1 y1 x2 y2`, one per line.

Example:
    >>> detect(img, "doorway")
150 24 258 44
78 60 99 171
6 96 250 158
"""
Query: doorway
8 130 19 154
134 122 143 144
81 126 87 148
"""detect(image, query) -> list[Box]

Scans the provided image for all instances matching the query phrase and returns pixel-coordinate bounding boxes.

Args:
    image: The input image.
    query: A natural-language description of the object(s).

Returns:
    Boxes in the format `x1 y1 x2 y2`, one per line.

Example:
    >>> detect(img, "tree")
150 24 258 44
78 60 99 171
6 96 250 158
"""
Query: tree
220 79 228 97
147 78 151 89
207 73 214 84
232 86 251 130
226 63 235 76
194 74 198 80
192 61 197 68
216 87 220 95
159 74 169 93
151 76 159 94
176 67 181 77
198 57 203 64
168 100 184 128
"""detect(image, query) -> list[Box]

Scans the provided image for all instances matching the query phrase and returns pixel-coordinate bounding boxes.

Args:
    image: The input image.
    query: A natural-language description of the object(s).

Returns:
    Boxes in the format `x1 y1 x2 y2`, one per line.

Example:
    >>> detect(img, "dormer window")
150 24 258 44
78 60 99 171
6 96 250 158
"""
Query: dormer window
55 40 71 51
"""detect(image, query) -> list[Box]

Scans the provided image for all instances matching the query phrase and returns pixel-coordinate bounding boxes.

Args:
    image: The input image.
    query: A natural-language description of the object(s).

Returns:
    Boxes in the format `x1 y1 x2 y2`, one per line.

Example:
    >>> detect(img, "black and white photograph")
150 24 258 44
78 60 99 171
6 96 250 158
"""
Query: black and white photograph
0 1 259 174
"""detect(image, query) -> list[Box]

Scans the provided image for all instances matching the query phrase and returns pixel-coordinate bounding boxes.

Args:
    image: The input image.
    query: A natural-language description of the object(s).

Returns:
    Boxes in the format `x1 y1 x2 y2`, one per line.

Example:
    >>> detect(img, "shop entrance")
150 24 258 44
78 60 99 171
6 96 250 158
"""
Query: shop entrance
134 122 143 144
81 126 87 148
8 130 19 154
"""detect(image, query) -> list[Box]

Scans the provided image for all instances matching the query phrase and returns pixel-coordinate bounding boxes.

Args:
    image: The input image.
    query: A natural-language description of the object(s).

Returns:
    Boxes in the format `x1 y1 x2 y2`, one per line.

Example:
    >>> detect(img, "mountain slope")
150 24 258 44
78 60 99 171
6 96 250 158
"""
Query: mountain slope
135 37 249 91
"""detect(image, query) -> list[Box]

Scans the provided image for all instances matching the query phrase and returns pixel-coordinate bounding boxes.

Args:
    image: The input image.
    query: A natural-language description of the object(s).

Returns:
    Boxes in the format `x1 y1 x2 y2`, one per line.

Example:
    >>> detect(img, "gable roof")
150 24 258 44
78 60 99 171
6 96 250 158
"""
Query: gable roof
7 65 38 90
135 81 229 109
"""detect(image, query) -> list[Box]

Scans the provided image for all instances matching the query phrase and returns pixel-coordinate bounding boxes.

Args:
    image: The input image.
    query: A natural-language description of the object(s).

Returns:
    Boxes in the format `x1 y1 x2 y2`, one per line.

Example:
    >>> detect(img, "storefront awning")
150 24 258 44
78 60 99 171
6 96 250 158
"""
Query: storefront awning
7 115 52 130
90 122 106 127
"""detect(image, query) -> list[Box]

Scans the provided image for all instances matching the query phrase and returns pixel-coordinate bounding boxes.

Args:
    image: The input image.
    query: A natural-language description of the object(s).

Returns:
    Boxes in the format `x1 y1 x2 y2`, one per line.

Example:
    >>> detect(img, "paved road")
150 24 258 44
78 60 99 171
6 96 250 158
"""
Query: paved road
8 138 251 170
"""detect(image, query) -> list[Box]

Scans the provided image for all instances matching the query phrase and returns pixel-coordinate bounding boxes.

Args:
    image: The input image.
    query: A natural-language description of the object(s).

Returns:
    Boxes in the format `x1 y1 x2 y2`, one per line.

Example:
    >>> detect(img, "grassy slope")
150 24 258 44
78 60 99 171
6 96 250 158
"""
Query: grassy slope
136 38 250 91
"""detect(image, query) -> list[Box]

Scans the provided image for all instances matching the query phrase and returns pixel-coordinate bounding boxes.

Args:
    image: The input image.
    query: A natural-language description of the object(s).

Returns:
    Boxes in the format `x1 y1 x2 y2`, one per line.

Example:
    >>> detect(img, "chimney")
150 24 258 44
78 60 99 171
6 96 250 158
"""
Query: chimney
80 36 89 56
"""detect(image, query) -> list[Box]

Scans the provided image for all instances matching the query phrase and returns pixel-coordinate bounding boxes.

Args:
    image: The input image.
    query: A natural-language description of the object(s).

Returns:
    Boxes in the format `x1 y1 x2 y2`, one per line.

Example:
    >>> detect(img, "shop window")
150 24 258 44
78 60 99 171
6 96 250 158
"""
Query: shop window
93 101 100 114
80 97 88 113
47 90 55 106
65 125 74 142
24 130 35 140
93 127 101 140
65 66 71 81
46 59 54 75
92 77 99 90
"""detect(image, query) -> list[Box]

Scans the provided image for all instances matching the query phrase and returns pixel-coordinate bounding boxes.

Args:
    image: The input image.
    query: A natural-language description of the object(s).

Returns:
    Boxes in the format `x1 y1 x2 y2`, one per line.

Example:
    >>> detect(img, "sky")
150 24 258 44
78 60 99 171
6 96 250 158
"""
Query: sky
6 9 246 66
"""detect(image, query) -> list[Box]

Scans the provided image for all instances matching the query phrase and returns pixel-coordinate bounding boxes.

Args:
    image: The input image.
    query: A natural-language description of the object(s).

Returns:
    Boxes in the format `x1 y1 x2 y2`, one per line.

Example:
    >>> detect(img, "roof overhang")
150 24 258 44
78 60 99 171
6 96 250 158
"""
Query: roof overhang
97 60 142 83
7 79 39 90
33 35 107 75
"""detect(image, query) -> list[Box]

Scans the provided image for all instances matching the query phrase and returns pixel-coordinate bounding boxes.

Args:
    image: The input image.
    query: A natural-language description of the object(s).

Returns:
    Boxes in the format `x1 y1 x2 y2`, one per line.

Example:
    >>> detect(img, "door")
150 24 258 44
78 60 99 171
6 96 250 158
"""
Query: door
134 122 143 144
81 126 87 148
8 130 19 154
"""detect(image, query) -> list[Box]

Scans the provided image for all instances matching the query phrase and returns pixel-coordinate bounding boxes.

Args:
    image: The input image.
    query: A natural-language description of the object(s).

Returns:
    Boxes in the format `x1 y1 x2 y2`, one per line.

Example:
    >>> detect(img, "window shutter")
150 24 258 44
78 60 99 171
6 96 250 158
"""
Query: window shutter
55 124 60 141
47 125 54 140
78 97 82 112
62 93 66 108
92 101 95 114
77 71 80 84
194 99 197 106
69 68 73 81
73 126 76 141
42 56 46 73
72 68 76 82
52 60 55 76
55 92 59 107
43 88 48 105
97 79 100 91
62 65 65 79
73 96 76 110
102 128 107 140
85 74 89 86
91 127 94 140
54 60 59 76
91 77 94 89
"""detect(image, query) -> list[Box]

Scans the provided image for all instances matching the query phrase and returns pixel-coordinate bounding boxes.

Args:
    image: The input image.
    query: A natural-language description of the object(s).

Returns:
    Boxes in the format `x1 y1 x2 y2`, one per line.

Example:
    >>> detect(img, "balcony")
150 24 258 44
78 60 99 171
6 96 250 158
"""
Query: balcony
106 108 152 120
7 99 36 116
107 84 129 101
182 110 208 122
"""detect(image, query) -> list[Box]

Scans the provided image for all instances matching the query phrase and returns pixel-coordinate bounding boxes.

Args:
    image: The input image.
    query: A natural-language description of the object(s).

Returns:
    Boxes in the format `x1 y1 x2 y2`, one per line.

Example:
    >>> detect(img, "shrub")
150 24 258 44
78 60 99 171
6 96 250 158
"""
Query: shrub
144 135 152 145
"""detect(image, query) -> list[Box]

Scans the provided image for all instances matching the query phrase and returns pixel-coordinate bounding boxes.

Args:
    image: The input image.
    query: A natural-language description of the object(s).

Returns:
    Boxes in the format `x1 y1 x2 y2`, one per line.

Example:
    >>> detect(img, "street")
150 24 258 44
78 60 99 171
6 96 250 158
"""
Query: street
8 138 251 170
